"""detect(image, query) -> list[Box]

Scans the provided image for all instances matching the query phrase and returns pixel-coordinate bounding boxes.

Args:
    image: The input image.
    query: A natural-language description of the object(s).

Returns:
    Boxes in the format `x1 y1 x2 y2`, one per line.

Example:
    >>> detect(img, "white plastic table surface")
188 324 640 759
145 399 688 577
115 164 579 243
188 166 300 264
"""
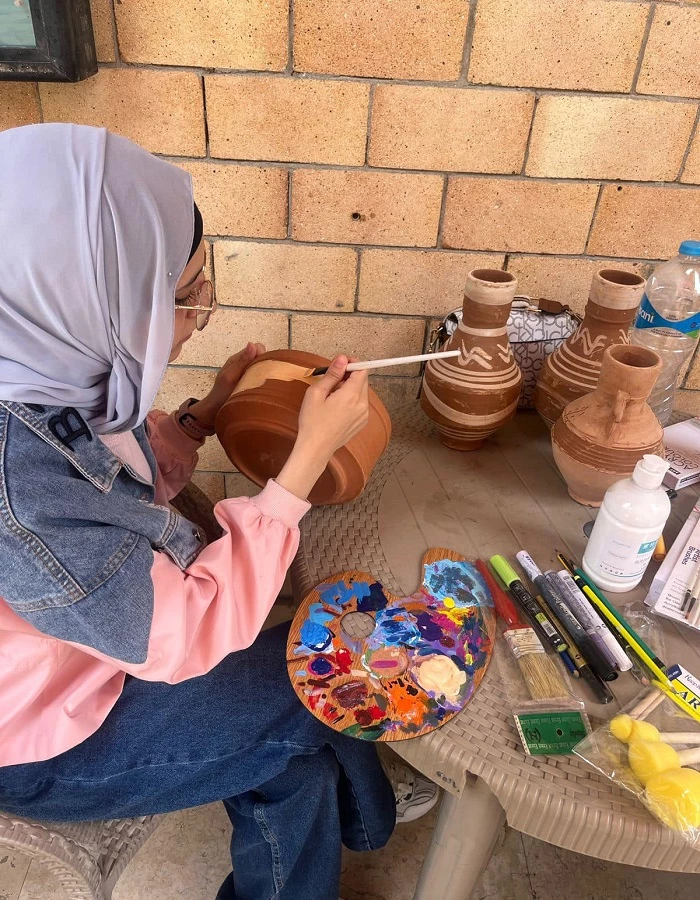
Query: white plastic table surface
291 405 700 899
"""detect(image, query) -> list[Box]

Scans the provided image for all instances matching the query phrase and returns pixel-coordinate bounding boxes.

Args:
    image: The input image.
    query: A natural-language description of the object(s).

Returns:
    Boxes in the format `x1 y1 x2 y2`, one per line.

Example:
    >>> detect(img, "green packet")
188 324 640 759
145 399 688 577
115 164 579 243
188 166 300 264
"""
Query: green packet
513 704 592 756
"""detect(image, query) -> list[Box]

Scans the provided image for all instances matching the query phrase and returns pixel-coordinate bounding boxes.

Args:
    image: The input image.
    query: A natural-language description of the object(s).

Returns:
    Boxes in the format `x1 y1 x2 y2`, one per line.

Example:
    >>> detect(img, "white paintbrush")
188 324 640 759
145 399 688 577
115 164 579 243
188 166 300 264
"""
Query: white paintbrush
311 349 460 376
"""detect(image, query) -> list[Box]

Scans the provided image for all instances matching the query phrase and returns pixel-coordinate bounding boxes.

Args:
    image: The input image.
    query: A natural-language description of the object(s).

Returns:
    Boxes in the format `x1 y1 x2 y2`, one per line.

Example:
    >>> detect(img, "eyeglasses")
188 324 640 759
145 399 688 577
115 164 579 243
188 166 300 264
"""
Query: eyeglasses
174 271 217 331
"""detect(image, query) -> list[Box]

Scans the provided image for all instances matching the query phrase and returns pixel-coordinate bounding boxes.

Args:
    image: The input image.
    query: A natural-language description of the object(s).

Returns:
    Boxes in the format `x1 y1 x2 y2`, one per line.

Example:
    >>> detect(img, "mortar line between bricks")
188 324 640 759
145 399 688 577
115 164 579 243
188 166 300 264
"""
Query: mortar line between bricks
201 76 211 159
436 176 449 249
364 83 376 166
34 83 44 122
107 0 121 65
458 0 478 84
212 306 433 321
520 94 539 176
583 184 606 255
286 314 292 350
631 1 656 95
162 154 700 189
354 250 362 311
208 235 667 264
286 171 293 238
677 104 700 182
94 61 700 103
286 0 294 76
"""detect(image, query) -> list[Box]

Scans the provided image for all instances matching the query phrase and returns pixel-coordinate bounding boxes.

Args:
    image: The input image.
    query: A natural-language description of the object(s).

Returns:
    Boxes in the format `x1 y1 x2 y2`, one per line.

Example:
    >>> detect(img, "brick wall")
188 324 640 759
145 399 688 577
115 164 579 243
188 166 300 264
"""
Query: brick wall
2 0 700 499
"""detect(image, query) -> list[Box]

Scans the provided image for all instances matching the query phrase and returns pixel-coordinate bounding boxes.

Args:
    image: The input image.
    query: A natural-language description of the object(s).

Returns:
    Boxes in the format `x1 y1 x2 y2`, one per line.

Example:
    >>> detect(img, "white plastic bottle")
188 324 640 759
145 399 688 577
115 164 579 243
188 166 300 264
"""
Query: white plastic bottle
630 241 700 425
582 455 671 594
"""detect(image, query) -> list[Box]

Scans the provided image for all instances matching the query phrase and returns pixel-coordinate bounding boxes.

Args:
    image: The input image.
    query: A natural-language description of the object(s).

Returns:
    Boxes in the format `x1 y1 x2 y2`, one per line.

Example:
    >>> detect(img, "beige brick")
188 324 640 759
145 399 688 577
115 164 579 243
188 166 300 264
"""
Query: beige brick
638 6 700 98
469 0 648 92
443 178 599 255
369 85 534 174
206 76 369 166
674 390 700 416
176 308 289 368
291 314 425 375
214 242 356 312
115 0 287 69
505 256 654 317
368 375 422 414
0 84 40 131
40 70 205 157
682 130 700 184
294 0 467 80
190 472 227 504
358 249 504 316
177 162 286 239
588 184 700 259
527 95 696 181
154 367 232 471
90 0 116 62
291 170 443 247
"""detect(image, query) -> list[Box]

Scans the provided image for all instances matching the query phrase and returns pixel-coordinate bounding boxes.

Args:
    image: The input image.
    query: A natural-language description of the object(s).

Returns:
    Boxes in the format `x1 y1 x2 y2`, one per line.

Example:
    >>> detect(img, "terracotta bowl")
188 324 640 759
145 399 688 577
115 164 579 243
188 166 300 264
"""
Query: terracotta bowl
216 350 392 506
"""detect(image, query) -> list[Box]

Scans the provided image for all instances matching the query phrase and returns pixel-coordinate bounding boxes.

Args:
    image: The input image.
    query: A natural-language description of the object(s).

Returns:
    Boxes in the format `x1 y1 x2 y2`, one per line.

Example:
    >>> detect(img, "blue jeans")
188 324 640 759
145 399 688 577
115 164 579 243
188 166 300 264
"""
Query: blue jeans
0 623 396 899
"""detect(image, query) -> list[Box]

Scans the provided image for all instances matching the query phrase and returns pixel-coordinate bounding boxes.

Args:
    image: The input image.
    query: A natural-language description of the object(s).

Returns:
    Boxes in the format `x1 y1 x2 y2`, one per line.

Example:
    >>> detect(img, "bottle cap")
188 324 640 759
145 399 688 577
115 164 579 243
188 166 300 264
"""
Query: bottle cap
679 240 700 257
632 454 670 490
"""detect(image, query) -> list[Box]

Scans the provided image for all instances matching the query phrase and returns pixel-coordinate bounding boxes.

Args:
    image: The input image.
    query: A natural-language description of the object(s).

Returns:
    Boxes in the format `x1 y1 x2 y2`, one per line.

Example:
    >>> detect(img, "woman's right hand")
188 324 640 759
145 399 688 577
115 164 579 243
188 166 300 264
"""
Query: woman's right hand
276 356 370 501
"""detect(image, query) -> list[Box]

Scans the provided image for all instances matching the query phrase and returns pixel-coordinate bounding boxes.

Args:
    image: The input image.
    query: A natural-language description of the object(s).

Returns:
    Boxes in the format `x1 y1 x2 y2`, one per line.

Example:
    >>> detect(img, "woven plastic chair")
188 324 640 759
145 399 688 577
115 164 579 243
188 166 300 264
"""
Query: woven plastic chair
0 482 221 898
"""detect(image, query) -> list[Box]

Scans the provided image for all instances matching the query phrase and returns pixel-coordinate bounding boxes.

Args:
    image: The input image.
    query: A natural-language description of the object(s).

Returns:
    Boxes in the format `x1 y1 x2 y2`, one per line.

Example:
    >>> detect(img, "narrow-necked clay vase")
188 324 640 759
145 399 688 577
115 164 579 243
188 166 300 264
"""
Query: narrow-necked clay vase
534 269 647 428
421 269 522 450
216 350 392 506
552 344 663 507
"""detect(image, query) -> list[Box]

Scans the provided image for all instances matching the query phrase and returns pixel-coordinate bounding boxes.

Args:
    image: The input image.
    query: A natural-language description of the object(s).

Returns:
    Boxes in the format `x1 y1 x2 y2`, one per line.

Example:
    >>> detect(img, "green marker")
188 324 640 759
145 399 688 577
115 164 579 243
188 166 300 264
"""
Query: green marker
490 555 568 655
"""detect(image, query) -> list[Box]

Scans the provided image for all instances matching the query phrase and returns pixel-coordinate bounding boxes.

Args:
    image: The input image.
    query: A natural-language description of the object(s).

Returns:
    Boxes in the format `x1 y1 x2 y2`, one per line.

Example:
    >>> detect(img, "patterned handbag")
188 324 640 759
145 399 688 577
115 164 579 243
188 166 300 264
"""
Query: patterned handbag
430 297 581 409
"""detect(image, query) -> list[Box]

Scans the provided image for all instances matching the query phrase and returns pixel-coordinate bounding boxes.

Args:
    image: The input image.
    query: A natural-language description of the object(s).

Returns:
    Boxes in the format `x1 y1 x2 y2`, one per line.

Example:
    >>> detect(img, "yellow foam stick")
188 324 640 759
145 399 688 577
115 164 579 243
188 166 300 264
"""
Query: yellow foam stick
611 715 660 743
628 740 700 784
645 768 700 831
628 740 681 784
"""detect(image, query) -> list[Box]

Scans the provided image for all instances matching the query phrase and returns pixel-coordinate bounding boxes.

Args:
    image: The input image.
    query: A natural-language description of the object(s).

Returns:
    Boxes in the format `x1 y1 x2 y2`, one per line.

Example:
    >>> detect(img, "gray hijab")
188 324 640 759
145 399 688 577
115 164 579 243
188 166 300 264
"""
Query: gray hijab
0 123 194 433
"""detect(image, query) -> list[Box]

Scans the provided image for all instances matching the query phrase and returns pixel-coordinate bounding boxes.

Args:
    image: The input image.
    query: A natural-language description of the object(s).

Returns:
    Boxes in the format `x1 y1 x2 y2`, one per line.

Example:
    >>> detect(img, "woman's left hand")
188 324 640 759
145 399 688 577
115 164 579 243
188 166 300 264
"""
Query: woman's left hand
188 342 266 428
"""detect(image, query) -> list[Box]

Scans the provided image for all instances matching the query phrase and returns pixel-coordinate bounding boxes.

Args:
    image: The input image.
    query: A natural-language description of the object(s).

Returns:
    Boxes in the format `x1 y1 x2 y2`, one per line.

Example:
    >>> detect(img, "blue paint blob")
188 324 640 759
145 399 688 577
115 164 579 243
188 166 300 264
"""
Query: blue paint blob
309 656 334 676
300 619 333 652
358 582 389 613
373 607 421 647
425 560 491 607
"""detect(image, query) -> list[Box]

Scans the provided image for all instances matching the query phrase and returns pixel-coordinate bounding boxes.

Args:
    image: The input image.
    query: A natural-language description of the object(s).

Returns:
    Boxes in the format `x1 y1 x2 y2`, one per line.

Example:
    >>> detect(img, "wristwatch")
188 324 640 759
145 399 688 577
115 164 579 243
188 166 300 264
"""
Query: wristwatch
177 397 217 440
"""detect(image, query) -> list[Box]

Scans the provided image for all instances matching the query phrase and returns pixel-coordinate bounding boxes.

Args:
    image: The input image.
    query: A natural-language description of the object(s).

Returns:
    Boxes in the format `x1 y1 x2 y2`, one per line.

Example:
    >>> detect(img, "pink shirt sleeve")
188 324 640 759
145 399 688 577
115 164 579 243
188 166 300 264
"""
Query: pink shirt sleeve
68 480 310 683
147 409 204 501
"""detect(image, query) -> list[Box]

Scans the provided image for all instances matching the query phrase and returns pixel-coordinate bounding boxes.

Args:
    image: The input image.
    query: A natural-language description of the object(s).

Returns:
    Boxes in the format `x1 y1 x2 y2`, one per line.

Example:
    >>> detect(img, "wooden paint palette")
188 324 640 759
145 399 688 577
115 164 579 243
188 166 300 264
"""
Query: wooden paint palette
287 549 496 741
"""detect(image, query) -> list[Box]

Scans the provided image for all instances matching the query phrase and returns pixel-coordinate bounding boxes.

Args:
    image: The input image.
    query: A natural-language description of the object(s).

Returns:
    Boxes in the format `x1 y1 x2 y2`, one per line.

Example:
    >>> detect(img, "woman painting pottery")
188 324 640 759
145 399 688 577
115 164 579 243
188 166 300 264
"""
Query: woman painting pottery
0 123 401 900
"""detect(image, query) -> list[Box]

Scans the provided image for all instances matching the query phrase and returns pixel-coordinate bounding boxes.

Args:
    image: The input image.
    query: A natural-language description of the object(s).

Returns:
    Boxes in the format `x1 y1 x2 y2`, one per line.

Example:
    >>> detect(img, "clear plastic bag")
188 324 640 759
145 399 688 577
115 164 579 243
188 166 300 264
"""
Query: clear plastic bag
574 689 700 843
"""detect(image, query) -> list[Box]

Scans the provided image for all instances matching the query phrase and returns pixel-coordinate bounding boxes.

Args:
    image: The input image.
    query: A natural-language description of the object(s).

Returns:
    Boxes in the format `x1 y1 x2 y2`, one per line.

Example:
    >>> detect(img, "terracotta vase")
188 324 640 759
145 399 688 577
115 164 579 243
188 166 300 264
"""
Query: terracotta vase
216 350 392 506
552 344 663 507
534 269 647 428
420 268 522 450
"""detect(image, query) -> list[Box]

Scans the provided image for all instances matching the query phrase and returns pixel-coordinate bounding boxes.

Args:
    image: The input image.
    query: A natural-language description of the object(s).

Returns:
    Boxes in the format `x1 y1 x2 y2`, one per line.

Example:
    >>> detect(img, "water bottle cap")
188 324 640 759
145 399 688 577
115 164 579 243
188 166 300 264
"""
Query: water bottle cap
679 240 700 257
632 454 670 490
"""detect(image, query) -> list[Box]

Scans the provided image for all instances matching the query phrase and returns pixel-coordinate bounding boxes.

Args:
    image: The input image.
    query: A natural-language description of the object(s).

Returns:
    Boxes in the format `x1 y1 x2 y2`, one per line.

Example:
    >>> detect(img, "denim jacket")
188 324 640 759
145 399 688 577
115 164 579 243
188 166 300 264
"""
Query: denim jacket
0 401 205 663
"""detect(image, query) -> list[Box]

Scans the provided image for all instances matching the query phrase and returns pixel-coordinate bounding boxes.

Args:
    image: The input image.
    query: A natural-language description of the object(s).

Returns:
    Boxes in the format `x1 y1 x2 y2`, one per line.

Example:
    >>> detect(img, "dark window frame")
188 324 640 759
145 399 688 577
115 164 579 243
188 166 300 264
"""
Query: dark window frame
0 0 96 82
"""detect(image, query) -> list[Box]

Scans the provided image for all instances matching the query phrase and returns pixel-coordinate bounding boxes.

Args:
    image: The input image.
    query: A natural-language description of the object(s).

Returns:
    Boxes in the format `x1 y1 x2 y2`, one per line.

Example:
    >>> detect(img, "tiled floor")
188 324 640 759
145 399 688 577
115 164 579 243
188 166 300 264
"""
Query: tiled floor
5 797 700 900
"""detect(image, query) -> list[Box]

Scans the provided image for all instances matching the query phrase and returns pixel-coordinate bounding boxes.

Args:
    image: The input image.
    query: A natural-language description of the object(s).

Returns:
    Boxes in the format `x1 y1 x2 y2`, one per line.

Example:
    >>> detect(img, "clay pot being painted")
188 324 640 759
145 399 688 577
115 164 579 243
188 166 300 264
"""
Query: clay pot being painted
534 269 647 428
420 269 522 451
552 344 663 507
216 350 392 506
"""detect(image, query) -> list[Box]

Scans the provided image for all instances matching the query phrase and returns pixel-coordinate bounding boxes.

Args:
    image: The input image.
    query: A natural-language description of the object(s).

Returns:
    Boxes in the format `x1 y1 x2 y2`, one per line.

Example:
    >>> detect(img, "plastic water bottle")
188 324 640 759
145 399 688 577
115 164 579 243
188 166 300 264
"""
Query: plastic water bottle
630 241 700 425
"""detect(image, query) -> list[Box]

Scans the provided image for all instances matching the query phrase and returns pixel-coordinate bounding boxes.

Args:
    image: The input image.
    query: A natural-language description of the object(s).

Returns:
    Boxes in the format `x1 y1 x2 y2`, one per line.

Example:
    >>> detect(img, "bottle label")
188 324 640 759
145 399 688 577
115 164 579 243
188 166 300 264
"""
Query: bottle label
634 294 700 337
595 538 659 579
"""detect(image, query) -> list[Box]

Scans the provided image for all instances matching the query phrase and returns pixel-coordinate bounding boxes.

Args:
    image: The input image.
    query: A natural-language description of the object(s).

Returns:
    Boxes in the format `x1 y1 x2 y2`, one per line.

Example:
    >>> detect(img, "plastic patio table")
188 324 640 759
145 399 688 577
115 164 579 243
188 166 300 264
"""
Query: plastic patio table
291 403 700 900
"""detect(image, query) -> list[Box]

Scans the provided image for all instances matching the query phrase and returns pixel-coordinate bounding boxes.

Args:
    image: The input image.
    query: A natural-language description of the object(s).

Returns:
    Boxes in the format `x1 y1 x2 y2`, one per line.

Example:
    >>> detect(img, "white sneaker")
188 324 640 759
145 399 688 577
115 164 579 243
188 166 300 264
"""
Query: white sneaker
395 771 440 824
